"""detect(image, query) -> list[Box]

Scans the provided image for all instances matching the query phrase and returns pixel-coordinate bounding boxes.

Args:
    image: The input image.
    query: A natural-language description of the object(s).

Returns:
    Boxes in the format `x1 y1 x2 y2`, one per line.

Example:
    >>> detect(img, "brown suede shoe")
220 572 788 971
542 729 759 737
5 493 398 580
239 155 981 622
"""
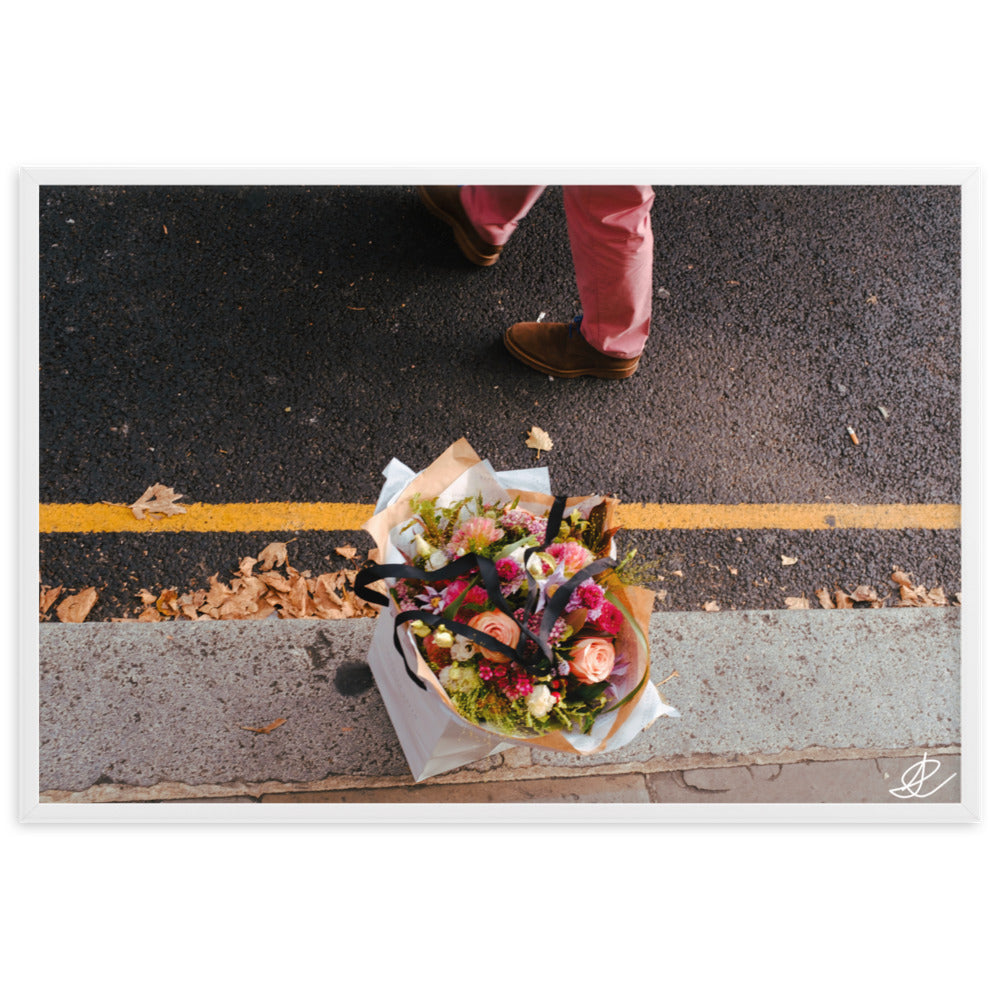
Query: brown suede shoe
418 186 503 266
503 320 641 379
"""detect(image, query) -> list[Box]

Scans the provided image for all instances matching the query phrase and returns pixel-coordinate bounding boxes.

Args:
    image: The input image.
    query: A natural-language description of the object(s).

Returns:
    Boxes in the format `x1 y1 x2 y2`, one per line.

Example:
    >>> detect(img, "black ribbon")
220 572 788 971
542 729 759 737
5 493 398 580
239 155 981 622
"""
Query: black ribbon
352 496 617 690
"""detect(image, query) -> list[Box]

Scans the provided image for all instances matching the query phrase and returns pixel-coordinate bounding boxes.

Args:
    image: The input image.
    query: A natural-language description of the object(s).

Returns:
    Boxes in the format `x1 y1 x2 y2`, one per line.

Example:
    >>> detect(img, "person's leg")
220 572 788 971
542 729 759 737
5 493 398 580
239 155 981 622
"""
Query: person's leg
502 184 655 378
562 185 655 358
459 186 547 245
418 185 545 266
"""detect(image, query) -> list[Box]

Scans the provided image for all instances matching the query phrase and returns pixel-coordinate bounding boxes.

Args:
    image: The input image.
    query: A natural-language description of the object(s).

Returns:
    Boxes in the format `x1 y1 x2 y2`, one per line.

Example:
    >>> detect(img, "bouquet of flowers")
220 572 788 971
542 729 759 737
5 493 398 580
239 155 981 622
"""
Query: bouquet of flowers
383 491 645 738
356 440 674 780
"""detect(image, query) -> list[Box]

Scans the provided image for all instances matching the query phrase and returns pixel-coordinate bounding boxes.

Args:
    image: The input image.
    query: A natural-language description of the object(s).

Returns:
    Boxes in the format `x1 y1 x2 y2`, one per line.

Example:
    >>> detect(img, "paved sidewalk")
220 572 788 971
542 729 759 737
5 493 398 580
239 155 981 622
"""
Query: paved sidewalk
36 608 961 806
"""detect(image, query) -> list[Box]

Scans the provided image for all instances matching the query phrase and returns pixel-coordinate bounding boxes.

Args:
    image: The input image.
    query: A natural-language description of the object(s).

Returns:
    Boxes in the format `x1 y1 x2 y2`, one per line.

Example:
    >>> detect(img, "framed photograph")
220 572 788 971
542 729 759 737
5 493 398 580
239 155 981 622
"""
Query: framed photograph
20 166 980 822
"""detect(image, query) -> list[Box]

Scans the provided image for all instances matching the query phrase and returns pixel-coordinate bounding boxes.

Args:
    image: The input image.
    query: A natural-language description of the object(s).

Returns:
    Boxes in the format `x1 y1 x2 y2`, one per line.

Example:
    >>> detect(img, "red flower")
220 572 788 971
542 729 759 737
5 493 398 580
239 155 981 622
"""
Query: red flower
596 600 623 635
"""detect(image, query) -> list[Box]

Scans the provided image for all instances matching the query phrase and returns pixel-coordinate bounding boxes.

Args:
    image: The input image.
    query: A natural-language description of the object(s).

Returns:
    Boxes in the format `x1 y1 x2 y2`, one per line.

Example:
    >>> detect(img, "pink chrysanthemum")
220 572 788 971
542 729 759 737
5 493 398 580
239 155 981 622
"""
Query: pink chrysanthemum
447 516 503 557
494 557 525 598
545 540 594 575
495 558 521 582
566 579 606 614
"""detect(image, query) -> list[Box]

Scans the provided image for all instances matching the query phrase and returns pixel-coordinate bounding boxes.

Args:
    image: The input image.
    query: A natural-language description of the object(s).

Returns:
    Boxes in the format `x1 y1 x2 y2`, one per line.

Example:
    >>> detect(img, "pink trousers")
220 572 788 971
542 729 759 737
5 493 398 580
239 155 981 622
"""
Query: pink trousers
459 185 655 358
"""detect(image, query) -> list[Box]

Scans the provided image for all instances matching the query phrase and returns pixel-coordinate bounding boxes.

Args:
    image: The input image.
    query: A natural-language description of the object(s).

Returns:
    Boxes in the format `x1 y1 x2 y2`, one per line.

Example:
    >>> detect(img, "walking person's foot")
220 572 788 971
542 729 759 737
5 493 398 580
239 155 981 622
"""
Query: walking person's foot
417 186 503 267
503 316 641 379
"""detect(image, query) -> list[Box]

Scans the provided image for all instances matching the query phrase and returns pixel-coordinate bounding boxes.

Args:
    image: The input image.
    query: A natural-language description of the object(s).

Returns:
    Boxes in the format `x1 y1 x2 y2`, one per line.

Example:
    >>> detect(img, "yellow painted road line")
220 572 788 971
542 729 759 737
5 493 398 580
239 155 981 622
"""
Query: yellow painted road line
38 502 378 534
38 502 961 533
617 503 961 531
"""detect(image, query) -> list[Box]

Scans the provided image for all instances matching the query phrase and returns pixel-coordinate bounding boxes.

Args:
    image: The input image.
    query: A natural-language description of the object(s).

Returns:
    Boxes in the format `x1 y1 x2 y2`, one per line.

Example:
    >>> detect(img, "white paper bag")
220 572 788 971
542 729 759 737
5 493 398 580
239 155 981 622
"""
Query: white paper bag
362 443 676 782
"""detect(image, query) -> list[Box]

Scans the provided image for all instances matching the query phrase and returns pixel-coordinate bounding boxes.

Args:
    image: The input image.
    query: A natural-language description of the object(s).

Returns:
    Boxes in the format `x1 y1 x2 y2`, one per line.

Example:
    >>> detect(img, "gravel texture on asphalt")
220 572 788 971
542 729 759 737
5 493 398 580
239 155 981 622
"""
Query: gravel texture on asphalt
39 527 960 621
37 183 962 615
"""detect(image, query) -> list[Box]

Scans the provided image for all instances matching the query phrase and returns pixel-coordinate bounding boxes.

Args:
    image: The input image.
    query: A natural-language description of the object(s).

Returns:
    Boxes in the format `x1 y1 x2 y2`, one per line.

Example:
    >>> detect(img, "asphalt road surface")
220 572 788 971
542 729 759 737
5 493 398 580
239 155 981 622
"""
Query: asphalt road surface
36 183 962 619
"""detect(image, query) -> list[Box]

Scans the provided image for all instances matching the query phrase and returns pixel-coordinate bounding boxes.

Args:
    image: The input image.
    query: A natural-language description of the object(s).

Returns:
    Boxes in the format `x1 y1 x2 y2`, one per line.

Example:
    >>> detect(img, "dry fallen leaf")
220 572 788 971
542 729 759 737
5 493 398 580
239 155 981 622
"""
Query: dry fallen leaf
334 545 357 559
312 574 347 619
784 596 811 609
279 575 315 618
115 547 382 623
703 601 721 612
56 587 99 623
525 426 553 456
240 718 287 735
815 588 836 609
237 555 258 578
258 570 293 592
834 588 853 609
203 574 234 609
155 589 180 616
849 585 883 607
780 555 798 566
130 483 187 521
257 542 288 572
39 585 63 616
891 568 949 607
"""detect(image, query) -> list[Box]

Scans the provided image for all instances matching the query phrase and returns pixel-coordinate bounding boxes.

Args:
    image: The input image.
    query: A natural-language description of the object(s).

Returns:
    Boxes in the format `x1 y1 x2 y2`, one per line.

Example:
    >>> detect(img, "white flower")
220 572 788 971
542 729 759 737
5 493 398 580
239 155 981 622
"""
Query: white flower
525 684 557 719
525 551 556 581
414 534 433 558
506 542 532 567
450 635 475 662
433 626 454 648
426 548 449 571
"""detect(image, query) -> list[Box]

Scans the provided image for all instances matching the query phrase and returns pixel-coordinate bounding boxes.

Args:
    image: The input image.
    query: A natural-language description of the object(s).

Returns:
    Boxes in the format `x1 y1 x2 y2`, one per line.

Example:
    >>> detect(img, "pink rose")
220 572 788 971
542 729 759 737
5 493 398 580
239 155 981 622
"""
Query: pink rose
468 609 520 663
567 637 616 683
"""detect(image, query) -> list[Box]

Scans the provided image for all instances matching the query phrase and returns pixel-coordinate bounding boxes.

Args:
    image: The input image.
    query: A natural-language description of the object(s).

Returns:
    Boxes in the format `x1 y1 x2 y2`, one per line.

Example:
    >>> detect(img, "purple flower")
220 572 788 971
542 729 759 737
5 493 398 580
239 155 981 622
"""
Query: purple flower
415 584 450 614
602 652 631 704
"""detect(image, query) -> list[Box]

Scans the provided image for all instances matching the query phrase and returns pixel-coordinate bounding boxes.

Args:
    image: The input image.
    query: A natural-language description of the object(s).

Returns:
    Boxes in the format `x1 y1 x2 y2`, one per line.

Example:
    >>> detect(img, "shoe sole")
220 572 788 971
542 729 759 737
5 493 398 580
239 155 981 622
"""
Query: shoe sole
418 187 501 267
502 329 639 379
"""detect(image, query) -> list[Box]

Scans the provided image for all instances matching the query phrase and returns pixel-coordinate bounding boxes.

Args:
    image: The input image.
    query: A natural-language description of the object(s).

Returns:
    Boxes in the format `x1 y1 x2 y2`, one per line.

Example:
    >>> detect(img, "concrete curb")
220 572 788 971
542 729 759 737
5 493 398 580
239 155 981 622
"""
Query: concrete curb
37 608 960 801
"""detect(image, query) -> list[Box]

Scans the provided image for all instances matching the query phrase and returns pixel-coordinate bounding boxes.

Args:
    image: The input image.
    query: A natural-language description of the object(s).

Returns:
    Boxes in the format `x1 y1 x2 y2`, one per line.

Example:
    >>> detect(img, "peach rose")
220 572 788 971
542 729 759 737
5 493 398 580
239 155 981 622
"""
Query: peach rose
567 637 616 683
468 609 520 663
